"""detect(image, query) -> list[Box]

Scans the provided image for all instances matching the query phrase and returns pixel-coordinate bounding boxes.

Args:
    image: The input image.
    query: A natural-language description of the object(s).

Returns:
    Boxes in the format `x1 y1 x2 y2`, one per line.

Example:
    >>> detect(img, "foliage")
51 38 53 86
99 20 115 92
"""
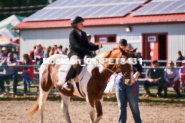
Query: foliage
0 0 56 21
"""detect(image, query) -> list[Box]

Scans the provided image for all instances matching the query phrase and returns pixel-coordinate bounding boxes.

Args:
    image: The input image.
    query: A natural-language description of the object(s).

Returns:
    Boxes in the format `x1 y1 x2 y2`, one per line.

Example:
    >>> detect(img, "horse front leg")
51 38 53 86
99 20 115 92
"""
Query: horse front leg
86 96 95 123
61 95 72 123
94 98 103 123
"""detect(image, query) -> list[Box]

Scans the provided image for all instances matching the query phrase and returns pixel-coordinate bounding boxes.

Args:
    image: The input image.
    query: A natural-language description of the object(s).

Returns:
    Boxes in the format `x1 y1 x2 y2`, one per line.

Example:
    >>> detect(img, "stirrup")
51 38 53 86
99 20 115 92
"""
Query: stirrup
62 82 71 91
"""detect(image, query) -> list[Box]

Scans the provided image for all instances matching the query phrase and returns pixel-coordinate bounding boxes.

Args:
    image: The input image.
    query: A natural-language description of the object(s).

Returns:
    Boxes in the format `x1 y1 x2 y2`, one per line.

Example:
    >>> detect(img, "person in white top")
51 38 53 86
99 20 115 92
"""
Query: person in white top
163 60 180 98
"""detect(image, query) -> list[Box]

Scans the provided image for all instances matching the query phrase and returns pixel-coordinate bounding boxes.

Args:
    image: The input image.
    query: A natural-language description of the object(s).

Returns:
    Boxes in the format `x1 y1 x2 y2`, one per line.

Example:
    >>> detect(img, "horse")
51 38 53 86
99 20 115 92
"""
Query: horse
26 46 137 123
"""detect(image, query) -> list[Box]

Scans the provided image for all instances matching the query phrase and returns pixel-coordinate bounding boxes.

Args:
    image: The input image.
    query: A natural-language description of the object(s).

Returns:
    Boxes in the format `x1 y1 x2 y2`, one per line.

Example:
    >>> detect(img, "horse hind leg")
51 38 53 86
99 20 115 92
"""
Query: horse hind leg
61 95 72 123
38 86 51 123
94 98 103 123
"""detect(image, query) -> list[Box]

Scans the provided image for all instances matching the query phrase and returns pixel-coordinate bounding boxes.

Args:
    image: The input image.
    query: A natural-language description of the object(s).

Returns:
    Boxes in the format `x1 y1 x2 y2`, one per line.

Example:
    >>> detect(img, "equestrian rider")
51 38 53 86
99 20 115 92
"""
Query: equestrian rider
62 16 101 90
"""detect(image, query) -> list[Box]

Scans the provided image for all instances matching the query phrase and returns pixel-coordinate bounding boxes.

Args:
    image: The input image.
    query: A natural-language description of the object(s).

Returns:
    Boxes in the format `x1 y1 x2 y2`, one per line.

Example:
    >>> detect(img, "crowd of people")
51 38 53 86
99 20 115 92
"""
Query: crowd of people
0 44 68 97
144 60 185 98
29 44 68 65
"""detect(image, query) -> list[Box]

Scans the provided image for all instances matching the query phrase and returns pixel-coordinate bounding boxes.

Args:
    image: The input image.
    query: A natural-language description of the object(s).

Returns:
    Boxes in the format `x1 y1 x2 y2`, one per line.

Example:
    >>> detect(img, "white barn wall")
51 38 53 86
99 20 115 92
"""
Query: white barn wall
20 23 185 61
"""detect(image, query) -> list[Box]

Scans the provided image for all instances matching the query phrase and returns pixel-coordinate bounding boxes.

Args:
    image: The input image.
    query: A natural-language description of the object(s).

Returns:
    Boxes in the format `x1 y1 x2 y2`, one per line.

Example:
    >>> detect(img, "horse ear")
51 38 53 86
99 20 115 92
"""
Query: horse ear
119 46 126 54
130 48 137 53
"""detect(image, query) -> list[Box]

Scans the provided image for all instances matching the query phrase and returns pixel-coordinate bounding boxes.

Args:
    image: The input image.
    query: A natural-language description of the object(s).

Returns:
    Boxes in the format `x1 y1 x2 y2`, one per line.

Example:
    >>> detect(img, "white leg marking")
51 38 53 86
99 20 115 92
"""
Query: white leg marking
38 88 50 123
86 96 95 123
61 95 72 123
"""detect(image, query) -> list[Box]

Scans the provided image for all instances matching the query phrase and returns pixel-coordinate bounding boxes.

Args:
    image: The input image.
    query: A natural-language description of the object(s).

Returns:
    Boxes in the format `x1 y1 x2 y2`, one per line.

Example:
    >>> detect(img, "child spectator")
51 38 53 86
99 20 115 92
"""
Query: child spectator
164 61 180 98
34 44 44 65
20 54 35 94
49 45 59 56
179 60 185 86
63 48 68 55
44 46 51 58
58 45 64 54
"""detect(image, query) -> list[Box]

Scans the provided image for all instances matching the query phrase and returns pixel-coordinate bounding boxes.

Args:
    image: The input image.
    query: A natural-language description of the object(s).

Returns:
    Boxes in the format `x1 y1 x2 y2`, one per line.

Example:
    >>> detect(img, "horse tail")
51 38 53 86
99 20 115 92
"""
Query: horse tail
26 90 40 116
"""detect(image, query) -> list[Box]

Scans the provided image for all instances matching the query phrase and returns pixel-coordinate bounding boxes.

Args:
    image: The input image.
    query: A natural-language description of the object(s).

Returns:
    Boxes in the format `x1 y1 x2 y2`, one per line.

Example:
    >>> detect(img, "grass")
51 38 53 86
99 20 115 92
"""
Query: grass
1 81 185 106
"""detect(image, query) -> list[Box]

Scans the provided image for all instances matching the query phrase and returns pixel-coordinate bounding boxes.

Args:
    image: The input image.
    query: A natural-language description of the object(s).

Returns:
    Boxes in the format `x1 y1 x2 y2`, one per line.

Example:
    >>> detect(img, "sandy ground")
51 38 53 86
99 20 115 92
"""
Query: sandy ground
0 101 185 123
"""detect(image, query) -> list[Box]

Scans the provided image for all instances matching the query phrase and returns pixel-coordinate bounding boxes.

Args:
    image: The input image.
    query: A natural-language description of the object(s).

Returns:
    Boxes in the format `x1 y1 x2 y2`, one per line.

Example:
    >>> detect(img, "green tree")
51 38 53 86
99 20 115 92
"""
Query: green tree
0 0 56 21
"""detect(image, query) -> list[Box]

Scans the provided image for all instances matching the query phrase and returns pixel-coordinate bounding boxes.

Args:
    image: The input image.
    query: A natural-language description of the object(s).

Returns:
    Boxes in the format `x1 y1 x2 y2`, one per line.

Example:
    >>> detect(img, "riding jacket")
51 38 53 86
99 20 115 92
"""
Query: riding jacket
68 30 99 59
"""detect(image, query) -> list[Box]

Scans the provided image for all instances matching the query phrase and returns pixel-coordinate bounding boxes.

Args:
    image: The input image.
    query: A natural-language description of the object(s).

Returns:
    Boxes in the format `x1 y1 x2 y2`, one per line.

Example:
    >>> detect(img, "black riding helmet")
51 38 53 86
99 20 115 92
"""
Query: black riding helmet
70 16 84 29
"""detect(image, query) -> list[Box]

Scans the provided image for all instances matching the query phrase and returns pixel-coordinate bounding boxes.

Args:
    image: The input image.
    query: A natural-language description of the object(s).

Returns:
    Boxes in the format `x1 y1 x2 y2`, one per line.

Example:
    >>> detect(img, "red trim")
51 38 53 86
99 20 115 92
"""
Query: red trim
166 34 168 61
18 31 21 57
13 13 185 30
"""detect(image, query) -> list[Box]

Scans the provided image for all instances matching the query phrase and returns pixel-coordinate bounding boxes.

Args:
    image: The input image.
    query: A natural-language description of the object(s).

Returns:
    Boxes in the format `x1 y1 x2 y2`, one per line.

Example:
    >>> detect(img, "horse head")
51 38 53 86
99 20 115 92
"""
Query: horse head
101 46 137 85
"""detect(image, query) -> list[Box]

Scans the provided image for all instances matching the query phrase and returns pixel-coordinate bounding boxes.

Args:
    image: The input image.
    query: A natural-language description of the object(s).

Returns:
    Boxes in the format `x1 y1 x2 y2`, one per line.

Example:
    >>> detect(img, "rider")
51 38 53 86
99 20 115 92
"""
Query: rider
62 16 100 90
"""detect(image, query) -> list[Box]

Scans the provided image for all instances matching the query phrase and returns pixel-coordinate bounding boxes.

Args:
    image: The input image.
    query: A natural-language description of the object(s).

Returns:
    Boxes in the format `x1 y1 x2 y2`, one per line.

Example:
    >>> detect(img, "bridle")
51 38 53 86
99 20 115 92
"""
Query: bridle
95 53 134 78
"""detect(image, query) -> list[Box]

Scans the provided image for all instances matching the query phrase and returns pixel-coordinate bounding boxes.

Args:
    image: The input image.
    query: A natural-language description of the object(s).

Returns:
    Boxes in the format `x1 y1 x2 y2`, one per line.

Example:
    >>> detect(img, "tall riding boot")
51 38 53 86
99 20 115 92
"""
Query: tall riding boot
62 65 76 91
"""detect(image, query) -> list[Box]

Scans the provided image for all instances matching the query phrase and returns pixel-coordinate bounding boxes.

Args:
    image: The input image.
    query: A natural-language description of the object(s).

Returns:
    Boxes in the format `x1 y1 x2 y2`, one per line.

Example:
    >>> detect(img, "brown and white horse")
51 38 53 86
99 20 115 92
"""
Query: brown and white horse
26 46 137 123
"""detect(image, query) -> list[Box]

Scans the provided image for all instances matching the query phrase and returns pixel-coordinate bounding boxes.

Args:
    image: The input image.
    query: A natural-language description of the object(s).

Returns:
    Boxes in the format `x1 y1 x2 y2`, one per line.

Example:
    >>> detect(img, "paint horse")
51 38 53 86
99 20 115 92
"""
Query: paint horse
26 46 137 123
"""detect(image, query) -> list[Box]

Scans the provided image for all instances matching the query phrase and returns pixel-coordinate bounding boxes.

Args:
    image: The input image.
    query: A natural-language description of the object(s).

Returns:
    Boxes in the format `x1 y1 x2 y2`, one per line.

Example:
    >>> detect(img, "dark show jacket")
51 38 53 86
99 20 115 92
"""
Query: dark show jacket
68 30 99 59
133 54 143 74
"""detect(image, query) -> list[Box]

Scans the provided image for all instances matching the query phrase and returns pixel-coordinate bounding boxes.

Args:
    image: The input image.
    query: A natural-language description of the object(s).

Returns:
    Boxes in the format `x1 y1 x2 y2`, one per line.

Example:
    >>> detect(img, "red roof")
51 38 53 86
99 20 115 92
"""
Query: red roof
13 13 185 30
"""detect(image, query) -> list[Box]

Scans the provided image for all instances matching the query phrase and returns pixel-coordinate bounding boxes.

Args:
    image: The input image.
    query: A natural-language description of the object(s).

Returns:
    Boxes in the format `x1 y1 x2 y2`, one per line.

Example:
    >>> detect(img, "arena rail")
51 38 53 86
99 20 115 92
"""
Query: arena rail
0 63 184 96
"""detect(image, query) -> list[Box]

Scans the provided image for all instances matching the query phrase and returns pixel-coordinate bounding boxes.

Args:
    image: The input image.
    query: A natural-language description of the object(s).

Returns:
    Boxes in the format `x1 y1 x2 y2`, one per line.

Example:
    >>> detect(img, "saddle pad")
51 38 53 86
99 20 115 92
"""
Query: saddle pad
58 64 70 72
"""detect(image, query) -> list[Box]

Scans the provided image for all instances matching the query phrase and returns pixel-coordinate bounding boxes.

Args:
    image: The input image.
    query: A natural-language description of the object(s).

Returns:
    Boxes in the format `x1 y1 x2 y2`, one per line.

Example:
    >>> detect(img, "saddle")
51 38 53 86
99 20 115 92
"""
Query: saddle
58 62 86 82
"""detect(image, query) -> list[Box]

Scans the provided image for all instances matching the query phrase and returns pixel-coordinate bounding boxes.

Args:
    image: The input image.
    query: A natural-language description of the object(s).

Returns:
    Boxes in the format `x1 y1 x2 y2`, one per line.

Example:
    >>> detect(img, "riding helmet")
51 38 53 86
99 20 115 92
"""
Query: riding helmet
119 39 127 46
70 16 84 26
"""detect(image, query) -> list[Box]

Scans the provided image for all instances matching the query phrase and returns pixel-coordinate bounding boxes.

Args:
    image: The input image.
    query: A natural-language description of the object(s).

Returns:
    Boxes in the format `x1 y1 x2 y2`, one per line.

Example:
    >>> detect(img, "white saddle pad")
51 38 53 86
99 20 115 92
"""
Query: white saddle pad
58 64 87 81
58 64 71 72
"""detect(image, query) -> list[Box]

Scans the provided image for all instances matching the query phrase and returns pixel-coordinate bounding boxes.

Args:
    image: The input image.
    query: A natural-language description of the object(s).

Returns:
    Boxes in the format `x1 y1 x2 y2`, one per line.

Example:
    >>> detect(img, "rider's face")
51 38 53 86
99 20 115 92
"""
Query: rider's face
76 22 83 30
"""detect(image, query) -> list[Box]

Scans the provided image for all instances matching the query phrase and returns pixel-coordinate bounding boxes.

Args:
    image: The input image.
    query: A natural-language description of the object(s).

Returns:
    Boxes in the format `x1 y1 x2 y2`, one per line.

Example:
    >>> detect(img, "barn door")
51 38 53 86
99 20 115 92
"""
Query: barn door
143 34 159 60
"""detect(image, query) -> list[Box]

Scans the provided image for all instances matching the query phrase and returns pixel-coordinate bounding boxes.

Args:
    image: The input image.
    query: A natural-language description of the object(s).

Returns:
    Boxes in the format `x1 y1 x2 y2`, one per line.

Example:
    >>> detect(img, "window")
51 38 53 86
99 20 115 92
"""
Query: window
94 35 116 43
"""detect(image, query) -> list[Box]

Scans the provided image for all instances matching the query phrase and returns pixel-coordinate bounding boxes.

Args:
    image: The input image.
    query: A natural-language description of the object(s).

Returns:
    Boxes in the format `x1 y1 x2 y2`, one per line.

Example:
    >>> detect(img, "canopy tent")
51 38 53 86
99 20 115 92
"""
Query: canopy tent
0 36 18 47
0 15 25 40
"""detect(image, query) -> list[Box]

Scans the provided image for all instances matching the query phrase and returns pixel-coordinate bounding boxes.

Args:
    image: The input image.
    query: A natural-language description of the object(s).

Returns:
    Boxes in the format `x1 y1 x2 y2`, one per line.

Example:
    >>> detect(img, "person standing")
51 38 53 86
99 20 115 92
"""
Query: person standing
34 44 44 65
115 39 142 123
179 60 185 86
30 45 36 60
20 54 35 94
0 53 18 95
63 48 68 55
49 45 59 56
0 47 8 59
176 50 184 67
44 46 51 58
58 45 64 54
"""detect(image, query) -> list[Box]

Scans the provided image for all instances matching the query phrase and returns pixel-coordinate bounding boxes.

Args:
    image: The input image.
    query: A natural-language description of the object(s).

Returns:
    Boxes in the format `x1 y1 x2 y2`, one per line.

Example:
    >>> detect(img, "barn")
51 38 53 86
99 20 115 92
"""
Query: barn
13 0 185 61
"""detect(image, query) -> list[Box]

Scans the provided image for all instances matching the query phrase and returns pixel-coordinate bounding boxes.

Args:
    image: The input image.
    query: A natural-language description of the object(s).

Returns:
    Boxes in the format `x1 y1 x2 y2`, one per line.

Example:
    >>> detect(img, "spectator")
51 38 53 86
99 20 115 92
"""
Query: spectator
179 60 185 86
58 45 64 54
49 45 59 56
164 61 180 98
63 48 68 55
44 46 51 58
0 53 18 95
144 60 164 97
20 54 35 94
0 47 8 59
176 50 184 67
30 45 36 60
34 44 44 65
